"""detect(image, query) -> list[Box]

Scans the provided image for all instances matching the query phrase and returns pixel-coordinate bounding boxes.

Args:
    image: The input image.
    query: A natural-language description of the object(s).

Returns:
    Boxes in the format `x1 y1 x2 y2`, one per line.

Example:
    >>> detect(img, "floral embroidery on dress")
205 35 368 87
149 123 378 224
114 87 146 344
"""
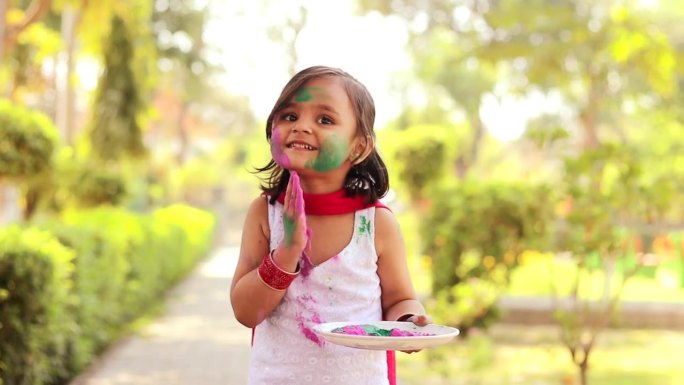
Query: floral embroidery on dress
358 215 371 240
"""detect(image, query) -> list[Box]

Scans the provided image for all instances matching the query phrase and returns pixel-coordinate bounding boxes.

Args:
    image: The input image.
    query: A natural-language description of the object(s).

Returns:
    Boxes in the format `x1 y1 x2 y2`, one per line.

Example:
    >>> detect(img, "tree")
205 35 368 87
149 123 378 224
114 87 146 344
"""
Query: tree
86 15 145 162
0 99 58 219
0 0 52 62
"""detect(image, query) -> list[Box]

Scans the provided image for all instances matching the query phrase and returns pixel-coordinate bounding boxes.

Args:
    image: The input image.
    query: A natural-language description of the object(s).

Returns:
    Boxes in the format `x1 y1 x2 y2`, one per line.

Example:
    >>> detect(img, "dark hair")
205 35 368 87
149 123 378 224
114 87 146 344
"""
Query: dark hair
255 66 389 204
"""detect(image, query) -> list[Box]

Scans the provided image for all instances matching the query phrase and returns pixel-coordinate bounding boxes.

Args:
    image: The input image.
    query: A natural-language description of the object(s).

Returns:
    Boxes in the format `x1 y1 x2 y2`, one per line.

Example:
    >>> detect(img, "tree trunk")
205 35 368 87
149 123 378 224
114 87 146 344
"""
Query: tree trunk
455 111 484 178
0 184 21 224
22 186 39 221
176 102 189 165
579 359 589 385
56 5 81 145
0 0 7 62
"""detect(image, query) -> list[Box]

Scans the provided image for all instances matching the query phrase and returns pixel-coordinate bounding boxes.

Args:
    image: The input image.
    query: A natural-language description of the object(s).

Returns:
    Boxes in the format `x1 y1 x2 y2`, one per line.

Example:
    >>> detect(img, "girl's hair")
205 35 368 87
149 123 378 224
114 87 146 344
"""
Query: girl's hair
255 66 389 204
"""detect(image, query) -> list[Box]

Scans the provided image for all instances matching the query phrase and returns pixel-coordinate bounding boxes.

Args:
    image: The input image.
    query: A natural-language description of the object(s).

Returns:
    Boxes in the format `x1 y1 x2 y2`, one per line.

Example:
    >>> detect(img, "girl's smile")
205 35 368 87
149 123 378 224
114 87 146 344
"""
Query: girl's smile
286 140 318 151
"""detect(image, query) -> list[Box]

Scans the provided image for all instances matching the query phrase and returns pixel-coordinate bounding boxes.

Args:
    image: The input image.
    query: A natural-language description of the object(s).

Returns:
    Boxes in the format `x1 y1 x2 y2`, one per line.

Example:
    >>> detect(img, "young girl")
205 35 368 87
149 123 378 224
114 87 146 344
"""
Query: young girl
230 66 431 385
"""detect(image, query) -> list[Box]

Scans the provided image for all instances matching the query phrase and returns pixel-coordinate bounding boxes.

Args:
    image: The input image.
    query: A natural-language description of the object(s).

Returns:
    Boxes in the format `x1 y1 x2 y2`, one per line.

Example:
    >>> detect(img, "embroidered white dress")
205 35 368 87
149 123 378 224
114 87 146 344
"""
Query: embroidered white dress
247 200 389 385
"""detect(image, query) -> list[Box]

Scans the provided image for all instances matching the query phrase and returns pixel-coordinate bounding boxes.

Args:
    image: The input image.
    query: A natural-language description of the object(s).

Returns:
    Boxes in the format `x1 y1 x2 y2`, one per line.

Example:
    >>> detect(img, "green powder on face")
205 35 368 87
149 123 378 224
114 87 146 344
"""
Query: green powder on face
295 88 313 102
305 135 348 172
295 87 329 102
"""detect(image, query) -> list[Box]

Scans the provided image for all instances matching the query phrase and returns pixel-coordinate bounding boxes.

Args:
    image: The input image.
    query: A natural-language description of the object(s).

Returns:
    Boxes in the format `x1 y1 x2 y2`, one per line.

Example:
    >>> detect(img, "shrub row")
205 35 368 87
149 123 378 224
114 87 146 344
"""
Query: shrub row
0 204 215 385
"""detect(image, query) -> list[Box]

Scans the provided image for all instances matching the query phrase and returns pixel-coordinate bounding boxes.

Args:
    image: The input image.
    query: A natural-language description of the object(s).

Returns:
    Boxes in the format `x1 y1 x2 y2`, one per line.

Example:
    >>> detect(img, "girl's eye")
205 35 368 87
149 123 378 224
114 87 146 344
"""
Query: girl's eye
282 113 297 122
319 116 333 125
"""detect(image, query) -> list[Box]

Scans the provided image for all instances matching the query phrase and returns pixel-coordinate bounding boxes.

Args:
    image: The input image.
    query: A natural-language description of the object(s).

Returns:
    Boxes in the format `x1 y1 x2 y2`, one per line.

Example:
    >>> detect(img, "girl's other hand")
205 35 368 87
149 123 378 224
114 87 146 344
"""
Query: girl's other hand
399 314 434 354
406 314 433 327
274 172 308 271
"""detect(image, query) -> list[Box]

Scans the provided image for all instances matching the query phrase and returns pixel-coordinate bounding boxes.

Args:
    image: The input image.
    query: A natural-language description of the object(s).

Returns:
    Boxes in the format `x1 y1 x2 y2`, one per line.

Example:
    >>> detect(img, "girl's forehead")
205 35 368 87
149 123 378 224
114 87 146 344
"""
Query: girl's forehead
292 77 348 103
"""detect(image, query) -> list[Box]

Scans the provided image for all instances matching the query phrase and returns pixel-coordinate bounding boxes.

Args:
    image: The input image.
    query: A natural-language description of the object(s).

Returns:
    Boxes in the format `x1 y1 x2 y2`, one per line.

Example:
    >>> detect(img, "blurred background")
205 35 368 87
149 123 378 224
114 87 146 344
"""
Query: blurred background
1 0 683 384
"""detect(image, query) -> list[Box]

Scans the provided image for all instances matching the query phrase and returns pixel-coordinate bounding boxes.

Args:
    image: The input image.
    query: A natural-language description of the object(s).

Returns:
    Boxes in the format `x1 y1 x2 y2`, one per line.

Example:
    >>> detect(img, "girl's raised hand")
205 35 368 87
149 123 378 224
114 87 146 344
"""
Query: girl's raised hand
273 171 308 271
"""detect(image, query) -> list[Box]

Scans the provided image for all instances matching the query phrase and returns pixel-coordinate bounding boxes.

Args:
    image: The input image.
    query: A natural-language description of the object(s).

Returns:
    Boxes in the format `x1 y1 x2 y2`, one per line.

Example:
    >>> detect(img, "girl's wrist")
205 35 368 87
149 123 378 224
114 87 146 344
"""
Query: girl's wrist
272 247 301 273
257 250 300 291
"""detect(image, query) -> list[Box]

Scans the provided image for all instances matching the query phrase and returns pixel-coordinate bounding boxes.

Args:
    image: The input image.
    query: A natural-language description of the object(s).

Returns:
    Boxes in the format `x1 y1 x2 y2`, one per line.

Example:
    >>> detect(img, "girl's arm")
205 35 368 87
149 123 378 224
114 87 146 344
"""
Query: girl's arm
230 196 285 327
230 176 308 328
375 208 429 323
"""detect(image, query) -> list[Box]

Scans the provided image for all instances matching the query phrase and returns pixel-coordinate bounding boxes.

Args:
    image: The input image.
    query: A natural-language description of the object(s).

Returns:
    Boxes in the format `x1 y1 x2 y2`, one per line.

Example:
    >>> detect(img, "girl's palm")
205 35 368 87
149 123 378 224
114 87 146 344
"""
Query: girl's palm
281 172 309 258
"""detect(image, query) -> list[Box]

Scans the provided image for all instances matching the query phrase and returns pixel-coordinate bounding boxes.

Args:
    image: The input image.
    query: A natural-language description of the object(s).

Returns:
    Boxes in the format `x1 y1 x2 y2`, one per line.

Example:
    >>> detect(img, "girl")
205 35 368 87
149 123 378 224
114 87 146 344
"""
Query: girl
230 66 431 385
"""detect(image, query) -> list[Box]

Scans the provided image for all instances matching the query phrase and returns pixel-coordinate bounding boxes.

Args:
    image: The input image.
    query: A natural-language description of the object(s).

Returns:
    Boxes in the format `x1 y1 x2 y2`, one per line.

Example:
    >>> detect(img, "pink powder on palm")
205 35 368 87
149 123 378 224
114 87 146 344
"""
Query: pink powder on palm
290 171 314 277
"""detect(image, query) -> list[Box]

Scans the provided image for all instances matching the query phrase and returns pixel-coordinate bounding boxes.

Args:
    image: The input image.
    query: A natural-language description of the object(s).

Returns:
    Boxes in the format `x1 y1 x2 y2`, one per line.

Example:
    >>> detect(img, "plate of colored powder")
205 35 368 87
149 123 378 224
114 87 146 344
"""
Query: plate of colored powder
313 321 459 351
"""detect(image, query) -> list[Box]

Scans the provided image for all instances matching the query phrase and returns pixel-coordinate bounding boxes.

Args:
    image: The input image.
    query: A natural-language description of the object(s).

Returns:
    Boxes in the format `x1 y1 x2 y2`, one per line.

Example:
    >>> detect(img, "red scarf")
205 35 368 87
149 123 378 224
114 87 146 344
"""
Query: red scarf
275 189 388 215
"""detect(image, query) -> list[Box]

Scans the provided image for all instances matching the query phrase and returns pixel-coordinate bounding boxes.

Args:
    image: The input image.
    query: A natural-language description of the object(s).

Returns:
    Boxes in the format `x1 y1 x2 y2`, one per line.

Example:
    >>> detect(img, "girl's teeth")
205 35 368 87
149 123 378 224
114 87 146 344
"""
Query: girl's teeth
290 143 314 150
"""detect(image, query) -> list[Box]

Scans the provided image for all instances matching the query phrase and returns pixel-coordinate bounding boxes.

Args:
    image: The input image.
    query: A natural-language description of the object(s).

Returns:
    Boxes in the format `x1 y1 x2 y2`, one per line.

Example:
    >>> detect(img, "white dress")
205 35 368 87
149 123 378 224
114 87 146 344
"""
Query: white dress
247 199 390 385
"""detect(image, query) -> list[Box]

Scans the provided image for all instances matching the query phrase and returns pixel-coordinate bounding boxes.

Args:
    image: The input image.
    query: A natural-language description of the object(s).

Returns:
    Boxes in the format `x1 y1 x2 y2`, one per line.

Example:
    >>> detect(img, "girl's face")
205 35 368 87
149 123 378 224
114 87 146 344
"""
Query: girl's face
270 77 361 173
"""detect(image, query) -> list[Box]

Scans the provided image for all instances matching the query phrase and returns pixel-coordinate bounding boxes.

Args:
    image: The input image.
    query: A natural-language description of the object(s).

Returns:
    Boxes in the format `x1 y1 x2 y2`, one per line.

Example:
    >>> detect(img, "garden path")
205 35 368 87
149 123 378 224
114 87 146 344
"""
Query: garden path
68 245 252 385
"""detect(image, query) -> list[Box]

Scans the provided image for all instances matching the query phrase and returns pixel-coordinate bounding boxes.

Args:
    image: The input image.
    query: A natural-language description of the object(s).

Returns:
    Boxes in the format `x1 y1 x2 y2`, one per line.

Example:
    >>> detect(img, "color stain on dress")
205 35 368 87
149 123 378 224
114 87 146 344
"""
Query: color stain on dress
300 250 314 278
296 294 324 346
358 216 371 237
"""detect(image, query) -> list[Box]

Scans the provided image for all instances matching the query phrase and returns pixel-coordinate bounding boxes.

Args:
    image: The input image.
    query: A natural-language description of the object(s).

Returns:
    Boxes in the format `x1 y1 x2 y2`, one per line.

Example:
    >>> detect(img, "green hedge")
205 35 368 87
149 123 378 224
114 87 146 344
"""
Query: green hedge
0 227 75 385
422 182 556 333
0 204 215 385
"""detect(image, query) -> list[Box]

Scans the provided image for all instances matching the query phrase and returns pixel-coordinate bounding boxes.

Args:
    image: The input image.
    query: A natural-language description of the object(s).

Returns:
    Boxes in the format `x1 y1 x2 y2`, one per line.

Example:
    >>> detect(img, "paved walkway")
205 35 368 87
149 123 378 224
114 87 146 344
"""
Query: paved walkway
69 246 252 385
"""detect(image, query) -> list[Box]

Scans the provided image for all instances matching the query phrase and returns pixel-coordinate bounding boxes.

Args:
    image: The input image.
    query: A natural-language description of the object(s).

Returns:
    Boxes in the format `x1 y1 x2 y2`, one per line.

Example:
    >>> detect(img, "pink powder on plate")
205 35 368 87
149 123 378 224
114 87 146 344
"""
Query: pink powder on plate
331 324 434 337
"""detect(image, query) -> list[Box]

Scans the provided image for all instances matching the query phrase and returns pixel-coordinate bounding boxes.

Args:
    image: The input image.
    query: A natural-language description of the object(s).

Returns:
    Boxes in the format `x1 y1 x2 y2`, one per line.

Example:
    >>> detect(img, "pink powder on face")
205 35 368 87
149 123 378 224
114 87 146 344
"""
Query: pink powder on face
271 122 291 168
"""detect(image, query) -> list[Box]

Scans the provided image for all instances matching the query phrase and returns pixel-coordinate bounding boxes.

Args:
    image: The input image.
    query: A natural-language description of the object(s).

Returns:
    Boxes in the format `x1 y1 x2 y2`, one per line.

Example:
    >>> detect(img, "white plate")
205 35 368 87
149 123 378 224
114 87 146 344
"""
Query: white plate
313 321 459 351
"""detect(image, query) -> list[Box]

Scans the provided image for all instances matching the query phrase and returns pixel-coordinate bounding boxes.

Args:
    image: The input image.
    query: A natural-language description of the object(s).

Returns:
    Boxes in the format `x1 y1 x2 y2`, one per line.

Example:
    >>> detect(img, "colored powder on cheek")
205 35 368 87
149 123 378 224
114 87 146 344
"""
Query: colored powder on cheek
305 135 348 171
270 124 290 168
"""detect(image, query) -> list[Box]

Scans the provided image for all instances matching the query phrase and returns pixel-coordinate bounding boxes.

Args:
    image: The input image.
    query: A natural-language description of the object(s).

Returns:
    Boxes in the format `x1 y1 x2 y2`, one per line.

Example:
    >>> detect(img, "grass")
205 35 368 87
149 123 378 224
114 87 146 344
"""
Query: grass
397 324 684 385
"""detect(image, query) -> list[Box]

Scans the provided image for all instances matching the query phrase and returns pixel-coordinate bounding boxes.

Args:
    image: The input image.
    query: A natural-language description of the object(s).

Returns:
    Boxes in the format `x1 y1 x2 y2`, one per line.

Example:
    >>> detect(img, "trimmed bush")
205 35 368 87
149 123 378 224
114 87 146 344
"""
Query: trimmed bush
0 226 75 385
0 99 58 180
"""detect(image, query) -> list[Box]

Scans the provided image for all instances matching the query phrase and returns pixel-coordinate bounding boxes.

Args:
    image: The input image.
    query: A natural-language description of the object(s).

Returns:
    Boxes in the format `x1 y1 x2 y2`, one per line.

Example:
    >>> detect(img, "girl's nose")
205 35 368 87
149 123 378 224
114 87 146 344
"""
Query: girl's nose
292 123 312 134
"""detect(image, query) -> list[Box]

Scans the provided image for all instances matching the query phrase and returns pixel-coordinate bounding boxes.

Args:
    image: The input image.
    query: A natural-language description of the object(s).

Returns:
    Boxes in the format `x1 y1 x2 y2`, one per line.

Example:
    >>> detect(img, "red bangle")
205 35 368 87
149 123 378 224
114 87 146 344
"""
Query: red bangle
257 250 300 291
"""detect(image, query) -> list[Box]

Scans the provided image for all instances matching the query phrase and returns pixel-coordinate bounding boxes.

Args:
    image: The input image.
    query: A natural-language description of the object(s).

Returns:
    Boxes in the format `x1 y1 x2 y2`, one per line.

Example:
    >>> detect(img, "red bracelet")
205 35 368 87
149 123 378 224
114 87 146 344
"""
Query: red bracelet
257 250 300 291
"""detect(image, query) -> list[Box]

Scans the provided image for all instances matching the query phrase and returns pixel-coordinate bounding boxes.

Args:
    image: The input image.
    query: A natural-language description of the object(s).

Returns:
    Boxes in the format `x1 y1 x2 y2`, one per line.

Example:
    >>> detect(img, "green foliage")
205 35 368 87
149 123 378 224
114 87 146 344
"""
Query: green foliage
67 163 127 208
422 182 556 330
379 124 459 202
0 226 75 385
87 15 146 162
0 99 59 180
0 204 216 383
